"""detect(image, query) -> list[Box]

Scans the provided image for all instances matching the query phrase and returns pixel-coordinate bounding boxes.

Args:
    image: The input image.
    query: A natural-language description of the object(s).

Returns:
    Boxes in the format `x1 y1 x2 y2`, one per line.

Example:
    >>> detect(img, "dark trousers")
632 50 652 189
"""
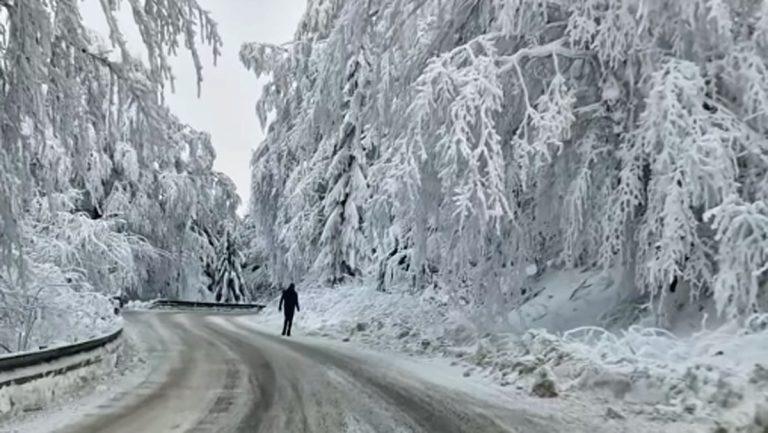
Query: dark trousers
282 311 294 336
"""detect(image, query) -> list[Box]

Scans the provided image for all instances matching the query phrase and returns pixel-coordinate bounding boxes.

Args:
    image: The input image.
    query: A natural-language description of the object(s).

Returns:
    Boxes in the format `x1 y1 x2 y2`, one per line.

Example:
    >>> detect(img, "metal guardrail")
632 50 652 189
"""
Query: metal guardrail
0 328 123 392
150 299 266 310
0 328 123 374
0 299 263 400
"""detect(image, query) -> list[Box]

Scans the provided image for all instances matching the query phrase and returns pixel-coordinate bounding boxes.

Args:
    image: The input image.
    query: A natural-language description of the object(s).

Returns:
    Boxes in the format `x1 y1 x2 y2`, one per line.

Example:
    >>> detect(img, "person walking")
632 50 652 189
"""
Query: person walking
278 283 300 336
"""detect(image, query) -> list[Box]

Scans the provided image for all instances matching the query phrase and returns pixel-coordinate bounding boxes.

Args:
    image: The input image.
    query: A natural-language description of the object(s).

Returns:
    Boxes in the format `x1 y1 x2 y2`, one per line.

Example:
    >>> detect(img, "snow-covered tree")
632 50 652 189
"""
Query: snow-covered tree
0 0 238 350
245 0 768 321
313 7 375 285
210 224 248 303
238 215 274 298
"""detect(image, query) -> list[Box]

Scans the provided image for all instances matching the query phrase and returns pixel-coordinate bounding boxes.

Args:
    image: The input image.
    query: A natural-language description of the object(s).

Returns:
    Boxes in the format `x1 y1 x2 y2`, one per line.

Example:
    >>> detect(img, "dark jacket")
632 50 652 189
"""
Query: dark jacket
279 288 300 314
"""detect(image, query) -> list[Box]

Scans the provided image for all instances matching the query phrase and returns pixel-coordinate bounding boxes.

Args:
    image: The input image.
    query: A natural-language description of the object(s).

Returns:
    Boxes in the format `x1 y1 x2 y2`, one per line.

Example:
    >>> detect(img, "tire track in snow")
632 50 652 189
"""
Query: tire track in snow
25 312 618 433
59 313 248 433
197 318 278 433
216 318 511 433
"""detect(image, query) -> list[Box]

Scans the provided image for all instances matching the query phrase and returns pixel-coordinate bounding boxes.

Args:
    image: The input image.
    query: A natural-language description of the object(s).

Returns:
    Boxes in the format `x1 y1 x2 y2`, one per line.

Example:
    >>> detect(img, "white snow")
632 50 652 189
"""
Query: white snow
0 335 122 421
508 268 635 333
525 264 538 277
123 300 157 311
233 314 701 433
0 322 154 432
250 284 453 355
0 316 123 362
247 273 768 432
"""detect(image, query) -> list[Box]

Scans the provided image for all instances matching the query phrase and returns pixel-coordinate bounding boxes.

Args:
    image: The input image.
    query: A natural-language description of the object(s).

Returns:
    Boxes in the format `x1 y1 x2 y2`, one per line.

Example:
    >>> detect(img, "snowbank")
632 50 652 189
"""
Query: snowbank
508 268 636 333
249 273 768 432
458 319 768 431
0 335 123 421
0 317 123 363
253 284 456 353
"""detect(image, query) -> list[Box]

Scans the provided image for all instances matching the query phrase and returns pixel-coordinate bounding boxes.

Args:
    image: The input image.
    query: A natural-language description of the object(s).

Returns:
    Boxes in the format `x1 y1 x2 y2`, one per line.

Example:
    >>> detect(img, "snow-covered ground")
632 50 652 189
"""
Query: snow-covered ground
0 337 120 420
5 273 766 432
231 316 704 433
249 273 768 433
1 293 124 358
0 321 152 431
0 318 124 365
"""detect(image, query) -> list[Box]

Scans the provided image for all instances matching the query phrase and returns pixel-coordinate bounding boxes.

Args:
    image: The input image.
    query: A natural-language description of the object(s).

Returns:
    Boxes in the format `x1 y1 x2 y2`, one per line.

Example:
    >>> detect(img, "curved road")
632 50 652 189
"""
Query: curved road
41 312 600 433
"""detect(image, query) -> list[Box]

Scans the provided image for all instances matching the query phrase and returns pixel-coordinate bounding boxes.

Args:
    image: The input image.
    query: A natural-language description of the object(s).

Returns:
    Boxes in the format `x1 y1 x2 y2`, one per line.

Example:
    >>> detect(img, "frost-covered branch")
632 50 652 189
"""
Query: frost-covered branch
0 0 238 352
244 0 768 319
498 37 588 73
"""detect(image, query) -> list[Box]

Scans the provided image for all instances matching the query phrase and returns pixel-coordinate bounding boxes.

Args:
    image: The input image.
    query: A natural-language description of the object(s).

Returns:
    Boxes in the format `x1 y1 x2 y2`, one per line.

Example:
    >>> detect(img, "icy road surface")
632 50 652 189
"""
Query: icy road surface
13 312 619 433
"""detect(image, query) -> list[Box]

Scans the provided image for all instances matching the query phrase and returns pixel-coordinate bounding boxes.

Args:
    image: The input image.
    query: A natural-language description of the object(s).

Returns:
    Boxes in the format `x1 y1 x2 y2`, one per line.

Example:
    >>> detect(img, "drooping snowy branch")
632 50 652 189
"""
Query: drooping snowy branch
0 0 240 351
244 0 768 319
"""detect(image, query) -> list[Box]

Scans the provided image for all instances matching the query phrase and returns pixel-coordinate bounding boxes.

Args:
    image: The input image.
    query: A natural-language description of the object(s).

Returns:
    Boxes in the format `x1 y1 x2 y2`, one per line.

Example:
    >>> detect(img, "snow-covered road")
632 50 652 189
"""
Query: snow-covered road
11 312 621 433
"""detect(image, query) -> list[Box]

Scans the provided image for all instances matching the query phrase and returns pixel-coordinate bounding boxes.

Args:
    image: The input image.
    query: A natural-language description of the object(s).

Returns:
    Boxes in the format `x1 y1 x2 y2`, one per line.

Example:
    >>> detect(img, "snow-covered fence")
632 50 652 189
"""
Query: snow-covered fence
0 328 123 418
150 299 266 311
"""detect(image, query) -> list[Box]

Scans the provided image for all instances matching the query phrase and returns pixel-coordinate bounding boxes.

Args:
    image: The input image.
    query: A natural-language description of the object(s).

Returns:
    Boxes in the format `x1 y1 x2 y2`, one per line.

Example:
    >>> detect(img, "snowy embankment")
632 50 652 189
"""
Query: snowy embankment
250 273 768 432
0 327 124 421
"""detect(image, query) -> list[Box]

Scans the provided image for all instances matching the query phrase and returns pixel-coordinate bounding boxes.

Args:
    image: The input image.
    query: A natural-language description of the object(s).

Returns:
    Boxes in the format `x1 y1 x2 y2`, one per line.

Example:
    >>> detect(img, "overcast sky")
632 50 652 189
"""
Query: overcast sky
82 1 307 215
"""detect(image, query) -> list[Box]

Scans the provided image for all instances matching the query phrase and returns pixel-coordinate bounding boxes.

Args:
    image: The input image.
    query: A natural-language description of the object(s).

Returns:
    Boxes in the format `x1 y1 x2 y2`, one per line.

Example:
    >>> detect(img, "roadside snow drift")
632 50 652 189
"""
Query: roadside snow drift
250 275 768 432
0 334 122 421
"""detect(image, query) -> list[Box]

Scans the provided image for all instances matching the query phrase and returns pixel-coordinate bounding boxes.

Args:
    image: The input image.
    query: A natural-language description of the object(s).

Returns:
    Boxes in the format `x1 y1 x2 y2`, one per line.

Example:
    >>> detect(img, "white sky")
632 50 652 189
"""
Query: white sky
81 1 307 215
